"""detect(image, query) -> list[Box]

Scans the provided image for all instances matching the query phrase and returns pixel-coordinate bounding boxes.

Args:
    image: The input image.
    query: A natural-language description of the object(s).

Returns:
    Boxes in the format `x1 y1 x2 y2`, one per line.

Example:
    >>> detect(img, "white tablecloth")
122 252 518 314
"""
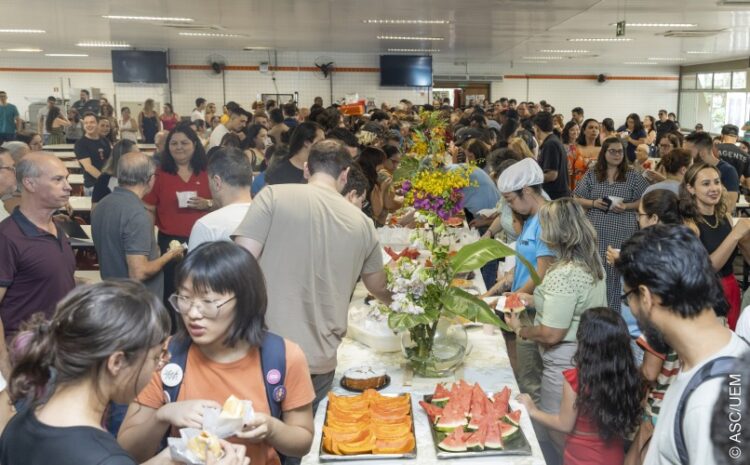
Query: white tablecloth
302 231 546 465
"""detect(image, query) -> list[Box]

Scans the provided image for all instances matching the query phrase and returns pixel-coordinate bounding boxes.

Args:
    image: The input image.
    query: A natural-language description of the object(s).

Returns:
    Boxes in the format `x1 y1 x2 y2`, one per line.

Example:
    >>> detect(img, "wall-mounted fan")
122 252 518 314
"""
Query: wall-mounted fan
314 55 335 80
206 54 227 76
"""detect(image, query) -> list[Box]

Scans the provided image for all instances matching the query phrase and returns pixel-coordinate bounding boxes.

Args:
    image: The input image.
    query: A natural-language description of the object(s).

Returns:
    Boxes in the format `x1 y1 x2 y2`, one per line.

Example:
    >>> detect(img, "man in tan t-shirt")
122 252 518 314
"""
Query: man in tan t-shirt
234 139 391 412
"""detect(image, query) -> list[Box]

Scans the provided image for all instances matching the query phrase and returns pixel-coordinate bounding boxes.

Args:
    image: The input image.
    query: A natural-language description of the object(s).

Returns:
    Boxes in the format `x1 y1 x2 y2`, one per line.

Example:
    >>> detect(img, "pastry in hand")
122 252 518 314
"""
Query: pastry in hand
187 431 222 461
168 240 183 251
220 395 244 419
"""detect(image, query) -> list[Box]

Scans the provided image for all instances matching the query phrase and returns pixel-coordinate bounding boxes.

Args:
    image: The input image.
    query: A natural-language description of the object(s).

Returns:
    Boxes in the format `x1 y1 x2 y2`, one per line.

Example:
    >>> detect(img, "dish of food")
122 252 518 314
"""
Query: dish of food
186 431 222 461
502 294 526 314
340 366 390 392
419 381 532 458
445 217 464 227
320 390 416 461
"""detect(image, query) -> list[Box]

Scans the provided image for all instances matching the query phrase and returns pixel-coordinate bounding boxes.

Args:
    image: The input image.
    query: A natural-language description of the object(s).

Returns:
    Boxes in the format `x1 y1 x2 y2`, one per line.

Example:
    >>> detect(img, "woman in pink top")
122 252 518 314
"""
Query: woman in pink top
518 307 642 465
160 103 180 132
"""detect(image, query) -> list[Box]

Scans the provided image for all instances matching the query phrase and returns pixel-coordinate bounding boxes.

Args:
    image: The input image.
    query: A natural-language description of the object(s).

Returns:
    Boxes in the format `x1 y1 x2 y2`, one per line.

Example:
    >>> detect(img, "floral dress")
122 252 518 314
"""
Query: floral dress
574 169 649 310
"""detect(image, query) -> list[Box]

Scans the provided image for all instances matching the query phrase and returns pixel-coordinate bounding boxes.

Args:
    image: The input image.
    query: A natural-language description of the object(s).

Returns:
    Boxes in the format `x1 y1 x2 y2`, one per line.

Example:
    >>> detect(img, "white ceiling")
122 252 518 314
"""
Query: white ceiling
0 0 748 66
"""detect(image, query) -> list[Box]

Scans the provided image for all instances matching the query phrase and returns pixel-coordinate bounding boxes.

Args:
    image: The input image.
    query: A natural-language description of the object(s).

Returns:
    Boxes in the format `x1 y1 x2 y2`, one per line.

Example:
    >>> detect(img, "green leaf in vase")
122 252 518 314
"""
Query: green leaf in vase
449 239 541 285
392 156 420 183
440 287 511 331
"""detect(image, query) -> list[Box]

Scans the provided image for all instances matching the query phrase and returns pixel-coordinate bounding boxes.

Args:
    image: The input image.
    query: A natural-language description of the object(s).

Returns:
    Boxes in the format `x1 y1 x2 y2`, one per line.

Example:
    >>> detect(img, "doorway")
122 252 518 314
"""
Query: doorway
433 82 491 108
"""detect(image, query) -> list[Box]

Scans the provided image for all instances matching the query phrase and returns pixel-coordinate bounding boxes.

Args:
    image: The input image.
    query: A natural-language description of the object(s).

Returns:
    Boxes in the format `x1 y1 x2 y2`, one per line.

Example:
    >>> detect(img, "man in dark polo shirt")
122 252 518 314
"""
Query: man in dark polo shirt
74 112 111 196
0 152 75 338
91 152 183 298
716 124 750 189
534 111 569 199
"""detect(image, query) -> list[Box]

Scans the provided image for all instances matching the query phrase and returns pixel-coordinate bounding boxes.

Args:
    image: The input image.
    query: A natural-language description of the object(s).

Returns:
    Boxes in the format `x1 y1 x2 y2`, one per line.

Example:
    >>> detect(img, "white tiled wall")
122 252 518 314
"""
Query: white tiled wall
0 50 679 125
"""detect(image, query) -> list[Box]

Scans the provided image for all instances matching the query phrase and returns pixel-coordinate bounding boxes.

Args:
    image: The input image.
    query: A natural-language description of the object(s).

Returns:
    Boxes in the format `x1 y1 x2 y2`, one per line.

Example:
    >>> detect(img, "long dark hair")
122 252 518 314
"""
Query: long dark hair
160 123 208 175
499 118 519 142
626 113 645 135
9 281 170 405
287 122 322 158
357 146 386 190
595 137 630 182
574 307 642 441
561 120 579 144
174 242 268 348
45 106 62 133
242 124 265 150
576 118 601 146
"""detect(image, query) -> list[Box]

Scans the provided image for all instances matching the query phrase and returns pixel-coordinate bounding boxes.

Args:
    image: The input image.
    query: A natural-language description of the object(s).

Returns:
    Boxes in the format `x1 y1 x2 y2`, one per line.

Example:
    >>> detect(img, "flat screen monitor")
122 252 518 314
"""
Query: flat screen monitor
111 50 168 84
379 55 433 87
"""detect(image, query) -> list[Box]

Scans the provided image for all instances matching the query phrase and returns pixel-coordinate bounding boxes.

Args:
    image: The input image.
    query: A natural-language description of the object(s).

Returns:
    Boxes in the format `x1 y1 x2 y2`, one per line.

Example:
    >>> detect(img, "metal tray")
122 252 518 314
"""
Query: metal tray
318 393 417 462
422 395 533 459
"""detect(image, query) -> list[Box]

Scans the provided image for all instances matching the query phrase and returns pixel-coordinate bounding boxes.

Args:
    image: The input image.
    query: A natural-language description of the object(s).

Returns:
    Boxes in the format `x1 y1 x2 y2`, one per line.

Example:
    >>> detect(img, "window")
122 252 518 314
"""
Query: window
681 74 696 90
698 73 713 89
733 71 746 90
714 72 731 90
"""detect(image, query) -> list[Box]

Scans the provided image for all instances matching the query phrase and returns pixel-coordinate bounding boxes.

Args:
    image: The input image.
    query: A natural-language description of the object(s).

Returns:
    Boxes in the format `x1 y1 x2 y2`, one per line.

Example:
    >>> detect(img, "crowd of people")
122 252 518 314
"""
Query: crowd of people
0 90 748 465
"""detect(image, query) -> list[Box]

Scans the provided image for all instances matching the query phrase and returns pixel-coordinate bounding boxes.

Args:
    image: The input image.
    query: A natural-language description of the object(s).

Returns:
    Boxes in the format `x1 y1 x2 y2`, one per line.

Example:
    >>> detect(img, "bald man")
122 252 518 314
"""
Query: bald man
91 152 183 299
0 152 75 339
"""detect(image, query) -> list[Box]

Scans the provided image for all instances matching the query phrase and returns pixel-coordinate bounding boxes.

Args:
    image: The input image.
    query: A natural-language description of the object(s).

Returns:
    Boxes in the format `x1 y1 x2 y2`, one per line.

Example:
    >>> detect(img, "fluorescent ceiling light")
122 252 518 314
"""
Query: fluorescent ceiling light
522 56 563 60
687 51 714 54
624 62 657 65
568 37 633 42
539 49 590 53
648 57 685 61
610 22 697 27
243 46 273 50
377 35 444 41
45 53 89 57
103 15 194 22
178 32 243 38
4 48 42 52
0 28 45 34
518 60 548 64
77 41 131 48
388 48 440 52
364 19 450 24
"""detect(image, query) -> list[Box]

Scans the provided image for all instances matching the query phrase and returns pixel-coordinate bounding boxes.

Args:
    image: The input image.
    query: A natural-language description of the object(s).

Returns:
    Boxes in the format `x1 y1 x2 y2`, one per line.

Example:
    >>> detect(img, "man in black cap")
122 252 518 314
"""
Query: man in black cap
716 123 750 189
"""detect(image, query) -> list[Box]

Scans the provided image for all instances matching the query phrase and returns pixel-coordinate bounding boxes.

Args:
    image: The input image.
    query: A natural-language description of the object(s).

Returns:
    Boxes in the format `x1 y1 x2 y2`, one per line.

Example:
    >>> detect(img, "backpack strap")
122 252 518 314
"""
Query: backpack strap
674 356 738 465
160 336 192 404
259 332 286 421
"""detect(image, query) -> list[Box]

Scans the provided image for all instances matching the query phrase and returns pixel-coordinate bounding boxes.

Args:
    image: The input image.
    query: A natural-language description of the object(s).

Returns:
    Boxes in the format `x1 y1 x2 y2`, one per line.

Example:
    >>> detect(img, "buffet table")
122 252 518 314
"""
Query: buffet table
302 228 546 465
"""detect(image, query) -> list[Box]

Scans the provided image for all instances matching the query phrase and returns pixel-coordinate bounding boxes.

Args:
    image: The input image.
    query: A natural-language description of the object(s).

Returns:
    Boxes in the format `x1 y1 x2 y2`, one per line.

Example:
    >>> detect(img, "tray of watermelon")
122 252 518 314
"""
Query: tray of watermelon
319 390 417 462
419 380 532 459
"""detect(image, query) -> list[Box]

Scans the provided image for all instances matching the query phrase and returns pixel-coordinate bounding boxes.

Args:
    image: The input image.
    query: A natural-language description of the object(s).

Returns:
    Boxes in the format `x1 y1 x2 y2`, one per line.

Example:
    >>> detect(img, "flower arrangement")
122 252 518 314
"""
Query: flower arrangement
400 165 473 221
381 111 541 376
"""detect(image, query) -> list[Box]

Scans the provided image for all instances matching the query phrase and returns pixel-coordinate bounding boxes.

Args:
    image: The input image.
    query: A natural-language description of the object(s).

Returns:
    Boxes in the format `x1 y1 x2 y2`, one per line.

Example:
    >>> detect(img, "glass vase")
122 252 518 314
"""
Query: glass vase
400 317 468 377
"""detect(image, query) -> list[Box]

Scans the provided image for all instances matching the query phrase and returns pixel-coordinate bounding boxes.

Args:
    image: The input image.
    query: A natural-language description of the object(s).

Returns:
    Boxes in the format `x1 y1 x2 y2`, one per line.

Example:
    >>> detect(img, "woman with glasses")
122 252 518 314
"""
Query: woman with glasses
504 198 607 457
118 242 315 465
0 281 246 464
574 137 649 310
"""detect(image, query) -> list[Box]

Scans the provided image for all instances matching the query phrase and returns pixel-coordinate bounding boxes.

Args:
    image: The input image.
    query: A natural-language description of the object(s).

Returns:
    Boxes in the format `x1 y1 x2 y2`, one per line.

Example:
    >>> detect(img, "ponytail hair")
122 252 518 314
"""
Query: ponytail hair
9 280 170 405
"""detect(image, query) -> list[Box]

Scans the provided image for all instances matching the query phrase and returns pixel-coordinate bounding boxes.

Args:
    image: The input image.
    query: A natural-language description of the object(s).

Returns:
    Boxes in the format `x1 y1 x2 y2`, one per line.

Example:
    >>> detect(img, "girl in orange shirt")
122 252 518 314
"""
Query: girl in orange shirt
119 242 315 465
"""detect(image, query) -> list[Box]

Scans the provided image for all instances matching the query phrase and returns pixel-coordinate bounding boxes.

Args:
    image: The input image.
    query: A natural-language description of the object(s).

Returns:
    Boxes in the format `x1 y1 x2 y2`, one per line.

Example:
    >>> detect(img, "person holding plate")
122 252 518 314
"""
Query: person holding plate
573 137 648 310
505 198 607 457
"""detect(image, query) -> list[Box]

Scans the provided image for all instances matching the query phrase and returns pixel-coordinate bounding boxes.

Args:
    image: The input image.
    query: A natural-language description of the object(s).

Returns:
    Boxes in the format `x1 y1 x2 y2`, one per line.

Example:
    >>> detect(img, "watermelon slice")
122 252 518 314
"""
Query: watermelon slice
437 428 470 452
500 422 520 442
492 387 511 417
435 402 468 432
503 293 525 313
503 409 522 427
484 421 504 450
465 424 488 451
468 384 488 418
419 400 443 424
431 384 451 406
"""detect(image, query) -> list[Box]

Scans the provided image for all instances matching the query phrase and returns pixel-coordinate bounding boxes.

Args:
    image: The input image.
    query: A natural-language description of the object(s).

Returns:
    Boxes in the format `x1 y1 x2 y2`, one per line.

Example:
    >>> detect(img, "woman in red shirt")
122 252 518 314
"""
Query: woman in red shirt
144 123 212 307
518 307 642 465
160 103 180 132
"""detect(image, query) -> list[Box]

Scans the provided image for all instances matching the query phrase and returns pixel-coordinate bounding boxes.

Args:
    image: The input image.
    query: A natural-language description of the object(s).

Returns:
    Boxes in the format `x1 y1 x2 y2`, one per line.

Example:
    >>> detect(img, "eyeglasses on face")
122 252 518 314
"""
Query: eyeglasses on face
168 293 236 319
620 288 637 305
607 149 624 156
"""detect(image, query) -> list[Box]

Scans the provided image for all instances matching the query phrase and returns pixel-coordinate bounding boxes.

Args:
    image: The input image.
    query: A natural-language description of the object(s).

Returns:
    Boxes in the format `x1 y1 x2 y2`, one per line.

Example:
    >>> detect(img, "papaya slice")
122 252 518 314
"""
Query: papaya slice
373 436 415 454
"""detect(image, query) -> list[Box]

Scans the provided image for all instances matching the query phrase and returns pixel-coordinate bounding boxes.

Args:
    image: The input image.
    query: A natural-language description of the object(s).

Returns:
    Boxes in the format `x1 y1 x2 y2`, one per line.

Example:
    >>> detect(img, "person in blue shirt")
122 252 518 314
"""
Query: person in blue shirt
494 158 556 417
0 92 20 143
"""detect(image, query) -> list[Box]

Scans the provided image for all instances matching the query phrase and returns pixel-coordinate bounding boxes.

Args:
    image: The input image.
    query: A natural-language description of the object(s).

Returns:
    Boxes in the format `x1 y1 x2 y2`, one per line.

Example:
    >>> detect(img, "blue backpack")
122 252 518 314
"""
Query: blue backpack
107 332 287 459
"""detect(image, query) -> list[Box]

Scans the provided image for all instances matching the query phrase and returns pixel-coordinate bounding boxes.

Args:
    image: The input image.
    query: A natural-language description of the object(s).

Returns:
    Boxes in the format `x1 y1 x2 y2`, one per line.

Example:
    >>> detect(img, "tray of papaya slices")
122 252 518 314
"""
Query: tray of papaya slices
319 389 417 462
419 380 532 459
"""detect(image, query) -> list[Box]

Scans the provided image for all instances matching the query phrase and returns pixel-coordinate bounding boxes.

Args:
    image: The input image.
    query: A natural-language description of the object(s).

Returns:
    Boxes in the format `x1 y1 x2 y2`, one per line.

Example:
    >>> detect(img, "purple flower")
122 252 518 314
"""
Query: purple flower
402 180 412 192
